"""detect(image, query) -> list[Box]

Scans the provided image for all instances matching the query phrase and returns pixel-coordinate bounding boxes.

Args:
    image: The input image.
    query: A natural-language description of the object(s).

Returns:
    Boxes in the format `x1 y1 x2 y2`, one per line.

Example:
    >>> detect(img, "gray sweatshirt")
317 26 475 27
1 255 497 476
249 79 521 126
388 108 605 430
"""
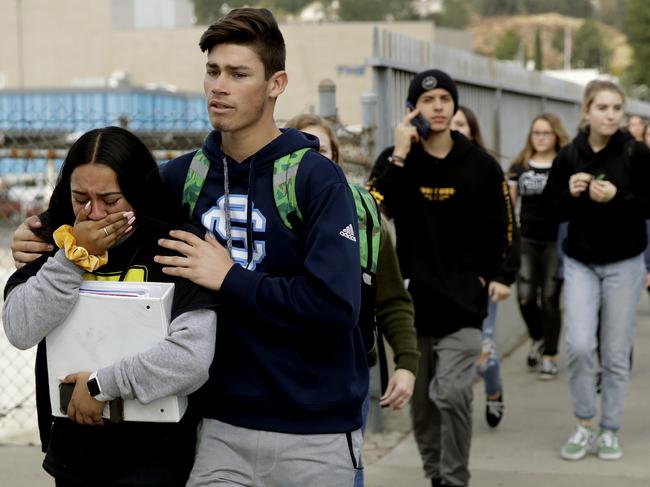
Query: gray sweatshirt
3 250 217 403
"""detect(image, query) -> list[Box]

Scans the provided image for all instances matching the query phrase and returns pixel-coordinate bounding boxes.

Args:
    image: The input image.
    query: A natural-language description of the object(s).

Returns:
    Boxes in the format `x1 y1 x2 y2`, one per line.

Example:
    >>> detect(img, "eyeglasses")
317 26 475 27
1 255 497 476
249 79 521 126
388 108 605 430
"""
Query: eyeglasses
531 131 555 138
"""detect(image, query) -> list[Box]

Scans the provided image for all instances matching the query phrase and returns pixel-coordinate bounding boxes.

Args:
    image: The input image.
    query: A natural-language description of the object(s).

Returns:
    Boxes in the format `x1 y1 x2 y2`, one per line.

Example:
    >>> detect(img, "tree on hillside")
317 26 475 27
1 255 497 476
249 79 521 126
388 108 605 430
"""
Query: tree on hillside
473 0 593 17
521 0 593 17
534 28 542 70
494 29 521 60
572 20 608 70
338 0 418 20
432 0 471 28
192 0 245 24
551 26 564 53
473 0 520 16
624 0 650 91
192 0 316 23
271 0 315 15
562 0 593 17
596 0 628 30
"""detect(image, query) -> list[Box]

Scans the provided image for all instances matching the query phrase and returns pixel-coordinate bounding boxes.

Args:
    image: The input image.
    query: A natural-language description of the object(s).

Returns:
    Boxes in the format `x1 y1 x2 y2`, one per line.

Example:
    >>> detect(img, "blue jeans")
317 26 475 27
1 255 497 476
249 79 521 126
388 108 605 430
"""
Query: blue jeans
476 298 502 397
563 254 645 431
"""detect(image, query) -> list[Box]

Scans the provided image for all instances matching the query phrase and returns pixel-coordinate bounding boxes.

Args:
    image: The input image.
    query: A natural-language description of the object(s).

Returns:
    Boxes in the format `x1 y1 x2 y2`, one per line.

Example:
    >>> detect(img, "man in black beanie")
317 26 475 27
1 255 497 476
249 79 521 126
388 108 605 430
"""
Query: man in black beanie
368 69 513 486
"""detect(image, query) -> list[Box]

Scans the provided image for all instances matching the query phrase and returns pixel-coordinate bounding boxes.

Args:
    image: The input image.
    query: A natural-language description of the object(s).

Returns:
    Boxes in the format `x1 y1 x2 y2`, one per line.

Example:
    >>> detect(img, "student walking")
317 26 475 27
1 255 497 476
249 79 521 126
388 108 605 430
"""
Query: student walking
508 113 570 380
451 105 520 428
369 70 512 487
625 114 644 142
285 113 418 487
544 80 650 461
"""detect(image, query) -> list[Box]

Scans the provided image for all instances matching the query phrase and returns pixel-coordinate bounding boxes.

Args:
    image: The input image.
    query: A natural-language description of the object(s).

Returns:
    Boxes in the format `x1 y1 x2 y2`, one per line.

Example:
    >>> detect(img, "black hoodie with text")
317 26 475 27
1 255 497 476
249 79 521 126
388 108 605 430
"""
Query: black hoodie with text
369 131 512 337
543 129 650 264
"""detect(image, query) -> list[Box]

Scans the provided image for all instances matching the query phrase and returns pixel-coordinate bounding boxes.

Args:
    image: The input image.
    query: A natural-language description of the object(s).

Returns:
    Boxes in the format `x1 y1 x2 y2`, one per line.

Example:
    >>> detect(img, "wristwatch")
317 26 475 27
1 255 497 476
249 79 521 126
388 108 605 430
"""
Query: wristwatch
86 371 112 402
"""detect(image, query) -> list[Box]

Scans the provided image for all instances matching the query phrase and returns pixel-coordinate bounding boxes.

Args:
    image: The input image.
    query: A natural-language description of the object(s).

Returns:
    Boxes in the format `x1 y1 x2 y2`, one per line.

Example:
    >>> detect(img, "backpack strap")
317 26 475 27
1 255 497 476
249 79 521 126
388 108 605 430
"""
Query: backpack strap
182 149 211 219
349 184 381 275
272 148 312 230
271 151 381 275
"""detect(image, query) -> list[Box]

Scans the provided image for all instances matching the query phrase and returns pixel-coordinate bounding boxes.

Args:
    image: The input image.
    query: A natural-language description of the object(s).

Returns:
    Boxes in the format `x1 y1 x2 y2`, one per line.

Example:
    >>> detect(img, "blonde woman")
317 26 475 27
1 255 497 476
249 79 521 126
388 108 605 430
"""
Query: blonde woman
545 80 650 461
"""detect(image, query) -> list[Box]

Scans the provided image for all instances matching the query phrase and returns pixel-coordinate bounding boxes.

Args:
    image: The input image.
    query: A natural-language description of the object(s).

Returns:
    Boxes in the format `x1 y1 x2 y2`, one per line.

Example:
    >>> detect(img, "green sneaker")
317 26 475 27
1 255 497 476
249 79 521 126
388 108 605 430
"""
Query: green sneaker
561 424 595 460
596 429 623 460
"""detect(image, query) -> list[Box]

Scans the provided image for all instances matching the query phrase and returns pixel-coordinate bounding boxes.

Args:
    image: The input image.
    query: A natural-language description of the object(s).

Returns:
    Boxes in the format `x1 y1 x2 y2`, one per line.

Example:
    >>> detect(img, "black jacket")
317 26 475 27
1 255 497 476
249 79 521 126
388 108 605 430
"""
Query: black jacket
368 131 512 336
544 129 650 264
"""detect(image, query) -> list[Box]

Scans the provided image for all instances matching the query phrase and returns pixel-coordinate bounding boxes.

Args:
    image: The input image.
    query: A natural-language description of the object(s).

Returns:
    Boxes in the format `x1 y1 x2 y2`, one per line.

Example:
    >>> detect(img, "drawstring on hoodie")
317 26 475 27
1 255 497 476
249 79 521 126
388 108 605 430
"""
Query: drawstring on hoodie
222 154 255 270
222 155 233 258
246 157 256 269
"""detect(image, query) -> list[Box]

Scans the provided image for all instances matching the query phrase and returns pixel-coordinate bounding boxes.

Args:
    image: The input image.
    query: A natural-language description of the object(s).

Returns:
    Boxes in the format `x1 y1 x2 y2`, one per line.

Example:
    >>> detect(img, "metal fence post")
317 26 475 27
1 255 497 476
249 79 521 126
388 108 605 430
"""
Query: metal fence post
318 78 337 123
361 91 378 166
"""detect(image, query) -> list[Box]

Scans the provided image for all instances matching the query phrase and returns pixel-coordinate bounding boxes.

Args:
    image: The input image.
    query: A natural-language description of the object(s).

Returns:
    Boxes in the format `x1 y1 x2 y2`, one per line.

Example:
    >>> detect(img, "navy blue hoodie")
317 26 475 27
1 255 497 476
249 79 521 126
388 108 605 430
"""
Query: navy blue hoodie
161 128 367 434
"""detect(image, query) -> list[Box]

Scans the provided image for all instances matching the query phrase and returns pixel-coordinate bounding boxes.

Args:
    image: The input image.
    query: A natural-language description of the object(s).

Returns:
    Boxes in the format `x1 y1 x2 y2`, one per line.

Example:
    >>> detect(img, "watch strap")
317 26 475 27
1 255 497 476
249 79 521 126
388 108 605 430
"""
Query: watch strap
87 371 113 402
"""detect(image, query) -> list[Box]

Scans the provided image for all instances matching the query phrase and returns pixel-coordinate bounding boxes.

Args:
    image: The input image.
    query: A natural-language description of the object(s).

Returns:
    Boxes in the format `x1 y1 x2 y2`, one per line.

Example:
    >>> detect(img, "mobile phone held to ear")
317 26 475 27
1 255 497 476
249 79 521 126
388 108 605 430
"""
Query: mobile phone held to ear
406 101 430 140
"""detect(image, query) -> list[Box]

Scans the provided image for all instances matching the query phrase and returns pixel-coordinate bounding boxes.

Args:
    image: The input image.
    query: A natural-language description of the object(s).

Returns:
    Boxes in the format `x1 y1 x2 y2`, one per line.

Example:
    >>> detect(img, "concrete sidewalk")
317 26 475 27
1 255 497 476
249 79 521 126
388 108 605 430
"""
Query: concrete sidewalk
365 298 650 487
3 300 650 486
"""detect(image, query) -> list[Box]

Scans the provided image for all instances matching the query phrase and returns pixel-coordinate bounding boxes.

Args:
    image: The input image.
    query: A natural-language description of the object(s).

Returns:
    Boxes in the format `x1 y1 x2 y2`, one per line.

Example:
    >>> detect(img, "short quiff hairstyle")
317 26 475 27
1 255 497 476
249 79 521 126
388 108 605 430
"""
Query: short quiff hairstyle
199 8 286 80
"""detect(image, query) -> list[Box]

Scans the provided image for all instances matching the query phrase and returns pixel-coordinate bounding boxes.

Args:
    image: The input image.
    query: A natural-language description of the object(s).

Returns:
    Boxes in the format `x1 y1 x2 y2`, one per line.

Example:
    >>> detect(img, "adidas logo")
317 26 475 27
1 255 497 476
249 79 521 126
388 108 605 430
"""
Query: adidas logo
339 224 356 242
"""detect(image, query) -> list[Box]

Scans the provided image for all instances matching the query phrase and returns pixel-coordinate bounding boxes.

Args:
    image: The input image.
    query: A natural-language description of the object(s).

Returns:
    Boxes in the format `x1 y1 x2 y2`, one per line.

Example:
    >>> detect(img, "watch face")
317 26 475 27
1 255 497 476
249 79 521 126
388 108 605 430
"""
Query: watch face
87 378 101 397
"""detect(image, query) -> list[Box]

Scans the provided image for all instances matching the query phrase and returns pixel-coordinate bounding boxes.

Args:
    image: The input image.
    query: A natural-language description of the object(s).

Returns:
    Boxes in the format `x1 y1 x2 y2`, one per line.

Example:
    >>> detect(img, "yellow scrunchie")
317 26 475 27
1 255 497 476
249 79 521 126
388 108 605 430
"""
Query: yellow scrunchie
53 224 108 271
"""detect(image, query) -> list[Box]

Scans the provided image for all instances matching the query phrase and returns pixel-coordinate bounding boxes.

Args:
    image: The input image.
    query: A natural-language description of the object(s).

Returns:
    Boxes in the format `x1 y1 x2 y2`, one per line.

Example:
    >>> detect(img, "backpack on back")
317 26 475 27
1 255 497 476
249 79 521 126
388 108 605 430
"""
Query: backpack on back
272 150 382 358
181 149 386 384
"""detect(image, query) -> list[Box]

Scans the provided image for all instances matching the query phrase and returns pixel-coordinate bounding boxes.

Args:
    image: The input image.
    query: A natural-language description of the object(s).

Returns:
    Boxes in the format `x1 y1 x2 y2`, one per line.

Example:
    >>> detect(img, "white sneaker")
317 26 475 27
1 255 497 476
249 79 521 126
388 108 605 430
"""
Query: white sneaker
561 424 595 461
539 358 559 380
596 429 623 460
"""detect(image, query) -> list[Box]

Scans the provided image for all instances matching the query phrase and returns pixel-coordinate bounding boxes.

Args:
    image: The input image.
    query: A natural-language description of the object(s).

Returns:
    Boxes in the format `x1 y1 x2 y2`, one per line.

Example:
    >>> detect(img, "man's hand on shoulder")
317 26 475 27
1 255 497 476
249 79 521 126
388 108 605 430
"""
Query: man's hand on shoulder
11 215 53 269
155 230 233 291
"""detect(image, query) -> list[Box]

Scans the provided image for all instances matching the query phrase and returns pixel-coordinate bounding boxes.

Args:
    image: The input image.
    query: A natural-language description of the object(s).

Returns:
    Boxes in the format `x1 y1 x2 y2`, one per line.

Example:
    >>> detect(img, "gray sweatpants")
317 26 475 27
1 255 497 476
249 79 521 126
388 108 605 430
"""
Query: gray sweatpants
186 418 362 487
410 328 481 486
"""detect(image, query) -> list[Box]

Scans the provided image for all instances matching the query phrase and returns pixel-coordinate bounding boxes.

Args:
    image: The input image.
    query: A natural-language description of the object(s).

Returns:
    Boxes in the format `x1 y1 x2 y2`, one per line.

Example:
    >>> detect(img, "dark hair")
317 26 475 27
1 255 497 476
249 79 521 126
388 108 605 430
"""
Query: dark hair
38 126 180 243
456 105 486 149
199 8 285 80
284 113 340 163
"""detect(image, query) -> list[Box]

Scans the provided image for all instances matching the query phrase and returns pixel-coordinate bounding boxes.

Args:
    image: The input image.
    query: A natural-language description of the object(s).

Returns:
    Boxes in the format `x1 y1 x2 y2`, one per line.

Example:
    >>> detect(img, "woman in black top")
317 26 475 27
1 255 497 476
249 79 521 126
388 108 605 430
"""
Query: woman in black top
508 113 569 379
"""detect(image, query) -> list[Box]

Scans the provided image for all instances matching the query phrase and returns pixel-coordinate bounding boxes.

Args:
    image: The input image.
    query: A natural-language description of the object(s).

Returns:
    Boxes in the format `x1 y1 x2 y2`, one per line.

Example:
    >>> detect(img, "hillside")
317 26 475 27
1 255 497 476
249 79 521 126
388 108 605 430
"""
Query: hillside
467 13 631 75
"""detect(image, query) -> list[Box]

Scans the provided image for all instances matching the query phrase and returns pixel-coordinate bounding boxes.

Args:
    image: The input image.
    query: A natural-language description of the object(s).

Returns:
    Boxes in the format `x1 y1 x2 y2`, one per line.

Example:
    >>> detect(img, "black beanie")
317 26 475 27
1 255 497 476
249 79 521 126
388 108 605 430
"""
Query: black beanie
407 69 458 113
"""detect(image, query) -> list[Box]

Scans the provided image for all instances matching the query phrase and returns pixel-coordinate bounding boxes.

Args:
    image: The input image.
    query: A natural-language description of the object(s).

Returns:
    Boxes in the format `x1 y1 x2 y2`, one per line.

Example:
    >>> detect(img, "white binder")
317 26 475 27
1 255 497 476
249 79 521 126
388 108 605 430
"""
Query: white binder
46 280 187 422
